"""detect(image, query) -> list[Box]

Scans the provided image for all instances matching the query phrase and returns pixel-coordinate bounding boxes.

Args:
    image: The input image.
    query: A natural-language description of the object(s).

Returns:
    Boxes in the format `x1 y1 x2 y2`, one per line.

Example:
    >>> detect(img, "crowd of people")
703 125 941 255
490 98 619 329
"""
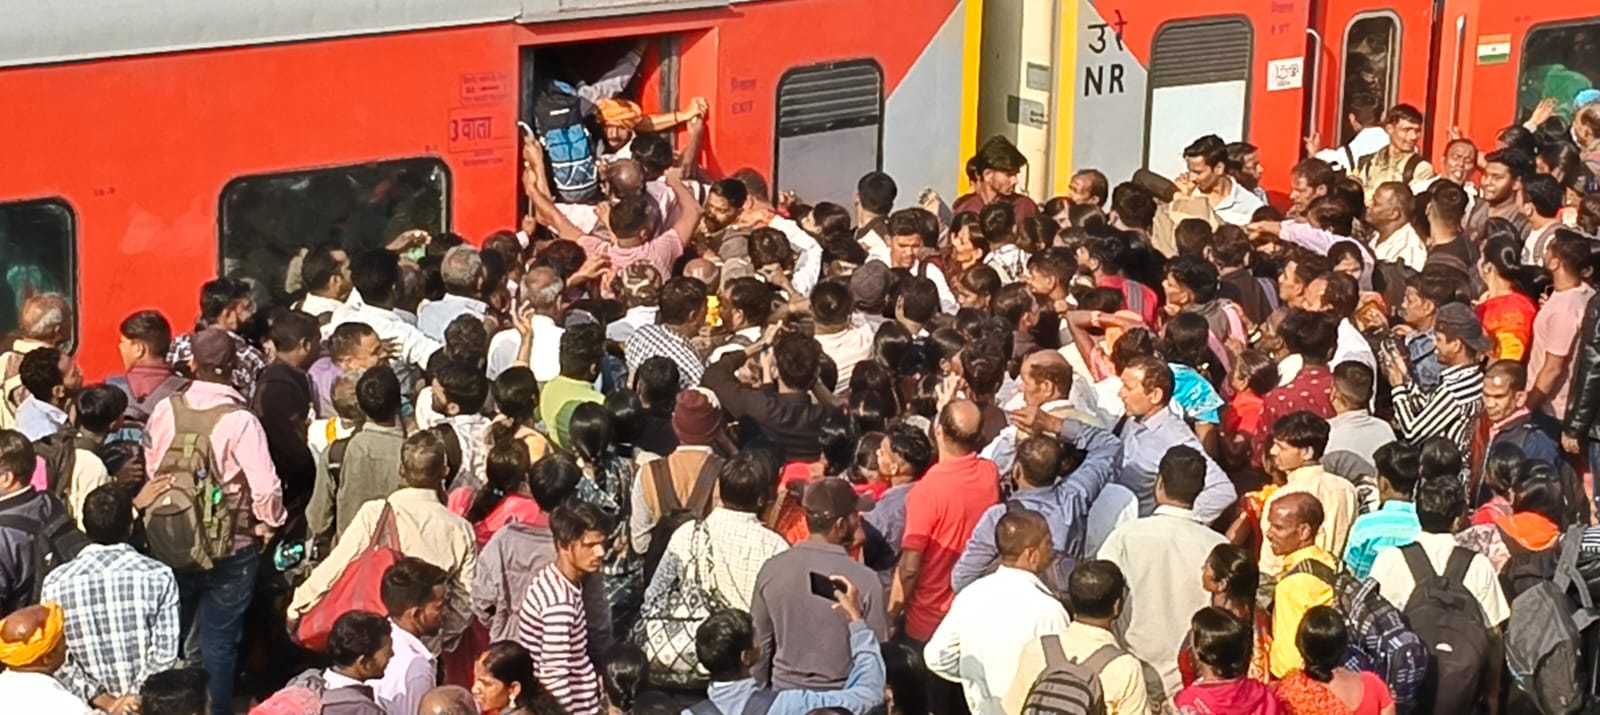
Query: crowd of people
4 63 1600 715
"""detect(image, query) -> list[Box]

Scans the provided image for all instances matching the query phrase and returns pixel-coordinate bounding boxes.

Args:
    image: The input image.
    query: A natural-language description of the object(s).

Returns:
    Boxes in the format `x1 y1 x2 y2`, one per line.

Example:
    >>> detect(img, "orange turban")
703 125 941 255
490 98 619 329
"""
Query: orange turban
0 601 64 668
597 98 644 128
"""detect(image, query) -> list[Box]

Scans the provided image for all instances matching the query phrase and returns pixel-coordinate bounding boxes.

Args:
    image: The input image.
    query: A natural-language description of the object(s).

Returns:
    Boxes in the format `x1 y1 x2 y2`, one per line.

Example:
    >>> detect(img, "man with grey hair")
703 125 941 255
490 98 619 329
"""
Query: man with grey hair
0 293 74 431
486 267 566 381
417 246 488 344
417 685 476 715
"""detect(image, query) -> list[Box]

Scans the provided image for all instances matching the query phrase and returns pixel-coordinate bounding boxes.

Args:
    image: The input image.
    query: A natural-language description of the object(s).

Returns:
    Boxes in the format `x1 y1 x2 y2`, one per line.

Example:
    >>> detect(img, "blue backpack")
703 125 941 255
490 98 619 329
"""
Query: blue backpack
534 80 600 202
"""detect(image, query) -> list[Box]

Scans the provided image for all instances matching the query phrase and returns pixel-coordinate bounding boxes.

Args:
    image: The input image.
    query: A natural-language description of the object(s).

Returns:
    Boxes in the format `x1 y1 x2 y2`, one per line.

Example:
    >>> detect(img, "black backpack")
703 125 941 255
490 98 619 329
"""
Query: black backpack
105 374 191 482
1507 526 1600 715
31 427 104 500
1399 543 1492 714
642 455 721 582
1503 525 1564 602
533 80 600 203
0 492 89 610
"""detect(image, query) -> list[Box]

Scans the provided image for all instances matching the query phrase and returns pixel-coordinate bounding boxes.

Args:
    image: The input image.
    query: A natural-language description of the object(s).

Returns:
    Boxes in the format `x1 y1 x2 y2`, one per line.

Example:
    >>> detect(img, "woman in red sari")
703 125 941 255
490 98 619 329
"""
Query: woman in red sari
1273 607 1395 715
1476 236 1539 362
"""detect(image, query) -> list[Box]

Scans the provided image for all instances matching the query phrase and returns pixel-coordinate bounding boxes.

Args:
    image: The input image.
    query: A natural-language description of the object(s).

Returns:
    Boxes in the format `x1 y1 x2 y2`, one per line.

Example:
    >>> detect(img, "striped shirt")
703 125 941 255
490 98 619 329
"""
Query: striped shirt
517 563 603 715
1392 362 1483 453
1342 501 1421 580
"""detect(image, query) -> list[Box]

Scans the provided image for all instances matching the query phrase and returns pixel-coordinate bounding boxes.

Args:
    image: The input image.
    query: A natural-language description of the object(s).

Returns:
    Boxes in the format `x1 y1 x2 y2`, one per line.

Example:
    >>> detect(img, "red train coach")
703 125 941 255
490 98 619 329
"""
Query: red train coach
0 0 978 377
980 0 1599 202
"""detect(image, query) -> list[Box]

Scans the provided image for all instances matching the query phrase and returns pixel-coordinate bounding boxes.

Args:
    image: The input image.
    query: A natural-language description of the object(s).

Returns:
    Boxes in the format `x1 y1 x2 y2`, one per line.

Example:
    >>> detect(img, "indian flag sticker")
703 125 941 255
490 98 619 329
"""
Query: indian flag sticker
1477 34 1511 65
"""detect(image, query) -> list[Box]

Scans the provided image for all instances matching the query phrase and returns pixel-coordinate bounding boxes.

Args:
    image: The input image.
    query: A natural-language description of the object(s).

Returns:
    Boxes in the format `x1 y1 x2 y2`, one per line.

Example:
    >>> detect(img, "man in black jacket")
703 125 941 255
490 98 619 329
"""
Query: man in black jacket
0 429 73 612
701 328 833 464
255 311 320 525
1562 285 1600 519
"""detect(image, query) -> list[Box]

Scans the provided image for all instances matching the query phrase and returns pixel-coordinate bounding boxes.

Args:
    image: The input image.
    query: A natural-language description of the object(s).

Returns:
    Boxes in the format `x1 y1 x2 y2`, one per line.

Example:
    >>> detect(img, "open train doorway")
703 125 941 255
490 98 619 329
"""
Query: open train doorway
516 35 682 213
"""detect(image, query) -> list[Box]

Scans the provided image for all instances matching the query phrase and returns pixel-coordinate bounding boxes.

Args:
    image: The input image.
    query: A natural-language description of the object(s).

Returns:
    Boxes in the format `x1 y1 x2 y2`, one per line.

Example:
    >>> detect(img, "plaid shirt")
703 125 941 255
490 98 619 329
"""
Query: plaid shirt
42 544 180 700
623 324 704 390
167 329 267 398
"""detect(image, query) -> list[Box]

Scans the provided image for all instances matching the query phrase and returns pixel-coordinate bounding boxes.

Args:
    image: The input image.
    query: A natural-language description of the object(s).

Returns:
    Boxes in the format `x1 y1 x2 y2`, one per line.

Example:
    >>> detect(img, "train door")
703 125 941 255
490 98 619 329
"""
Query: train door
1304 0 1433 152
1431 0 1600 151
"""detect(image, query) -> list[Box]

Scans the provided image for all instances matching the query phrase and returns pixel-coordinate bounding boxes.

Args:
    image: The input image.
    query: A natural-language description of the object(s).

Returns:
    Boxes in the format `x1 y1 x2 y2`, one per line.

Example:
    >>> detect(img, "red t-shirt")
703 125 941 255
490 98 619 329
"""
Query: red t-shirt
1097 275 1161 328
901 453 1000 641
1224 390 1266 438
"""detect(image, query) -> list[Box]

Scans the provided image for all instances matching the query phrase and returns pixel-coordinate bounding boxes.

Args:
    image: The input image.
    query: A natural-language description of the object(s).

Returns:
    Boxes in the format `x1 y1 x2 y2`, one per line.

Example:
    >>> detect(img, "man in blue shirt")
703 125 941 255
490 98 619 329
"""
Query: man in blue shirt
951 418 1120 592
1109 356 1235 524
687 578 884 715
1342 441 1423 579
14 347 79 441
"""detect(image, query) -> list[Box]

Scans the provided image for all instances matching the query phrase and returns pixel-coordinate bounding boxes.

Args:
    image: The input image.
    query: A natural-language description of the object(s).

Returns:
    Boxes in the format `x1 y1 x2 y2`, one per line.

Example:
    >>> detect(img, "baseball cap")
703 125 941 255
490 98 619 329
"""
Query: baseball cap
1575 89 1600 109
190 328 237 379
801 477 867 522
1434 302 1493 355
850 260 890 309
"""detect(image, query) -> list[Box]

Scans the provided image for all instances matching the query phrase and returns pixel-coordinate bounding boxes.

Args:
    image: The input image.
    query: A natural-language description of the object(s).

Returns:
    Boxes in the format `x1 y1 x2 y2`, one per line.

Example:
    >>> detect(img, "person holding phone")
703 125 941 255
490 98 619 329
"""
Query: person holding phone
750 478 888 691
690 577 885 715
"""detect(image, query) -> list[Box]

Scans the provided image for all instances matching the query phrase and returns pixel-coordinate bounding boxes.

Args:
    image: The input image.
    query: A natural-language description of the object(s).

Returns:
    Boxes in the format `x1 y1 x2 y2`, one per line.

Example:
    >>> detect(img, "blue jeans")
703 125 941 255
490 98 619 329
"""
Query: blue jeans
176 545 259 715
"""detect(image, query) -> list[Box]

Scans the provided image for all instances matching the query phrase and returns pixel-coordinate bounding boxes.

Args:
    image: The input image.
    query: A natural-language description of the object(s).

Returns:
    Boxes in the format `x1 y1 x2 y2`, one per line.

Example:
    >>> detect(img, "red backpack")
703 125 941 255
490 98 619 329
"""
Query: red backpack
294 502 403 651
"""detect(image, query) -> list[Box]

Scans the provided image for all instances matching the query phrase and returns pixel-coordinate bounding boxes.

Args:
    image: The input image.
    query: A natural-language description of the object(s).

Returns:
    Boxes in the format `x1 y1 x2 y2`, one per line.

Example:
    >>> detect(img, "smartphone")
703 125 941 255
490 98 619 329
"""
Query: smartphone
809 572 841 602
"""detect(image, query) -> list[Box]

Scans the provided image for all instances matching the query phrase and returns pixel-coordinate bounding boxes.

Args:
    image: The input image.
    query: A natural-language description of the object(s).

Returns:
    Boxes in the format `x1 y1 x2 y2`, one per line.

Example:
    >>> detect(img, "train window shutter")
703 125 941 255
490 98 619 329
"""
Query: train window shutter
1144 17 1254 179
218 158 450 312
774 60 884 209
0 199 78 349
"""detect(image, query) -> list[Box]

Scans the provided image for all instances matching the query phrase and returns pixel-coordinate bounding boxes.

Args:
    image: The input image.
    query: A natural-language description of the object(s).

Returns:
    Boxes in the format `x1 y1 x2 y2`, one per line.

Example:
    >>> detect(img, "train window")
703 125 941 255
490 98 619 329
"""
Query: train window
1519 21 1600 121
218 158 449 308
775 60 884 208
1146 18 1253 180
0 199 76 342
1338 14 1400 146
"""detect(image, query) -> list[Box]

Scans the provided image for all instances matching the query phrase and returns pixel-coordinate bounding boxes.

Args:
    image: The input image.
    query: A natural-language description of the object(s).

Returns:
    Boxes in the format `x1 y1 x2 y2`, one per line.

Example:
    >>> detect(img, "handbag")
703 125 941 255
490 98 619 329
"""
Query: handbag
631 519 730 688
295 502 404 651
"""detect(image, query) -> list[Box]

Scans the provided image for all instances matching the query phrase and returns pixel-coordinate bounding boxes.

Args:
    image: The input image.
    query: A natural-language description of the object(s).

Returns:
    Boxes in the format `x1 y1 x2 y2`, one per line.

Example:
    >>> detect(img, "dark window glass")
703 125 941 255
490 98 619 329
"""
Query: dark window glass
0 199 76 341
1339 15 1400 145
1519 20 1600 122
219 158 449 308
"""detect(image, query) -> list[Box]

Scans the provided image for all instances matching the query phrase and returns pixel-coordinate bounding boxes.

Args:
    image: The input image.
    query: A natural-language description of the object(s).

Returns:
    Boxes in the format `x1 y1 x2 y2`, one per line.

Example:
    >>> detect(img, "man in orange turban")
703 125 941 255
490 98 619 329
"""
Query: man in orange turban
0 602 95 713
594 96 709 162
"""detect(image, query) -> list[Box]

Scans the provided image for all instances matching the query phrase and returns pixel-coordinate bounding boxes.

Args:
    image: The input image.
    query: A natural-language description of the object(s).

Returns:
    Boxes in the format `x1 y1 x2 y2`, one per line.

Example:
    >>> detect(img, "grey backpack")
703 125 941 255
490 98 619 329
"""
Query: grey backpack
1020 637 1119 715
1507 525 1600 715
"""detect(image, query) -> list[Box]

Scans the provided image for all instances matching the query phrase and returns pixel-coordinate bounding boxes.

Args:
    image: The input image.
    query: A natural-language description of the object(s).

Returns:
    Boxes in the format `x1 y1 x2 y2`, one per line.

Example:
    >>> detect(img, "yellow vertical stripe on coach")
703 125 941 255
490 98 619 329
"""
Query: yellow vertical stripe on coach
959 0 983 195
1051 0 1079 197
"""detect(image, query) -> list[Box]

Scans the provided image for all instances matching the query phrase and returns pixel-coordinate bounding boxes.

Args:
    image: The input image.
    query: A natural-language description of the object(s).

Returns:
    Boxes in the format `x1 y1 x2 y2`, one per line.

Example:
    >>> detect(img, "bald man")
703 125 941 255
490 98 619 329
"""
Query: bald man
606 158 647 198
956 395 1122 590
0 293 73 430
1266 492 1339 678
887 400 1002 714
418 685 476 715
0 603 94 714
925 508 1068 715
683 258 721 291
